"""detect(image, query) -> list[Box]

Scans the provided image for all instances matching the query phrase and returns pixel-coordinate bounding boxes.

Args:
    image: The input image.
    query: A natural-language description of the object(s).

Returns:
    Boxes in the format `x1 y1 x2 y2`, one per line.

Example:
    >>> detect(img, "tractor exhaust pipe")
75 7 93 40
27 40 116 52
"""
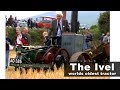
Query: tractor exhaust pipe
71 11 78 33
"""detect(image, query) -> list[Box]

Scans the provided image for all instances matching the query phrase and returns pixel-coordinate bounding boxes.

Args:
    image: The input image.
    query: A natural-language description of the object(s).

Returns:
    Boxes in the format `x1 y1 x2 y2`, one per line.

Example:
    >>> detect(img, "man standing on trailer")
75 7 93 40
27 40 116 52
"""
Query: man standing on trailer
48 11 70 46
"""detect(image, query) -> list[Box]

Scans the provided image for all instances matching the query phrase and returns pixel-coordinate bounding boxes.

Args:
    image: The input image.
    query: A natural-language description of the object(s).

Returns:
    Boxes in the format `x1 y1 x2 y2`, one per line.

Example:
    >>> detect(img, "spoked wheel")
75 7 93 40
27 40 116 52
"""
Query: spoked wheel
70 52 92 63
78 53 92 63
54 48 70 69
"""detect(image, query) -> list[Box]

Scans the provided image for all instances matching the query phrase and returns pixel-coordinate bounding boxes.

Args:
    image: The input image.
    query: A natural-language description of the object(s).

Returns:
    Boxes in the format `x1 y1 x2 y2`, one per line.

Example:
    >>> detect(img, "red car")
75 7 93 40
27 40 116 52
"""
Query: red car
37 16 56 29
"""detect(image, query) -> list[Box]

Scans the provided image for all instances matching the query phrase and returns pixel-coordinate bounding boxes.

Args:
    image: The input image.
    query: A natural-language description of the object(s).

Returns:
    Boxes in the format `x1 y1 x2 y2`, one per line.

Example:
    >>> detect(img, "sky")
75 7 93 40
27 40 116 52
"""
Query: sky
3 11 52 19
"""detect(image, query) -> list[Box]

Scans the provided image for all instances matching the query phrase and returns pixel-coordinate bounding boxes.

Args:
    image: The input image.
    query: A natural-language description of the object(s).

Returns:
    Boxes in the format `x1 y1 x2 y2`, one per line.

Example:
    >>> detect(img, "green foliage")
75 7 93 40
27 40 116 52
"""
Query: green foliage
6 27 16 45
6 27 47 45
90 25 98 29
98 11 110 34
29 29 46 45
90 25 101 46
90 25 101 40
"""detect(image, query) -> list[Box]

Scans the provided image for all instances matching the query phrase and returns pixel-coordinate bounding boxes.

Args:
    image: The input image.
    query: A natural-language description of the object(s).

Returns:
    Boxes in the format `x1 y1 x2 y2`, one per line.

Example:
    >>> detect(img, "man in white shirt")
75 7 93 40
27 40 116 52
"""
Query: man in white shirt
48 11 70 46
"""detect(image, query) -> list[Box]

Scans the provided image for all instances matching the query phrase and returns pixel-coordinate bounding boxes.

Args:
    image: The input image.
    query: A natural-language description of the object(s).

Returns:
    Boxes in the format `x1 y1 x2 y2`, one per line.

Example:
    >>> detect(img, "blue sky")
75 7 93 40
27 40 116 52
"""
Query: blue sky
3 11 52 19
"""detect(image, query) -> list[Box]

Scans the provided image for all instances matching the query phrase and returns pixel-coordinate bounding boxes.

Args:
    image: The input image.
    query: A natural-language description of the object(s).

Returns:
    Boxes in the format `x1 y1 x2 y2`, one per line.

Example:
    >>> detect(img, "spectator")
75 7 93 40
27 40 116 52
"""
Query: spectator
99 33 105 43
30 18 33 29
7 15 14 27
21 27 31 45
84 29 93 50
6 32 12 69
43 31 51 46
13 17 18 27
27 18 31 28
14 27 23 47
102 32 110 44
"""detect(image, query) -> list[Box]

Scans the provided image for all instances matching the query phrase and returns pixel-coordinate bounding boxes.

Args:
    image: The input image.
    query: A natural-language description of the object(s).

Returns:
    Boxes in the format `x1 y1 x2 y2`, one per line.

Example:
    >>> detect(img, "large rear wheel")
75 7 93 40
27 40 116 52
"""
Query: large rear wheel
70 52 92 63
54 48 70 69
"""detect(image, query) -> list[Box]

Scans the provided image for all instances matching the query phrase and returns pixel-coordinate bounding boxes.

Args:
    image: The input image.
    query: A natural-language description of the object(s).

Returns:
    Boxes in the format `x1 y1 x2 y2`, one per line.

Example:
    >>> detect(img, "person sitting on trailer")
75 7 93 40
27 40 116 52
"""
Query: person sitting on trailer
21 27 31 46
14 27 30 52
43 31 51 46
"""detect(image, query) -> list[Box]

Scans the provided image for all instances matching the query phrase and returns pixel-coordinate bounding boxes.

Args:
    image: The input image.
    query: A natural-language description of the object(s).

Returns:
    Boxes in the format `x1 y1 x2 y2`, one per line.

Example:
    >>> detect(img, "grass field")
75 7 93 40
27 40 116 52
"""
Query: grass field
5 50 110 79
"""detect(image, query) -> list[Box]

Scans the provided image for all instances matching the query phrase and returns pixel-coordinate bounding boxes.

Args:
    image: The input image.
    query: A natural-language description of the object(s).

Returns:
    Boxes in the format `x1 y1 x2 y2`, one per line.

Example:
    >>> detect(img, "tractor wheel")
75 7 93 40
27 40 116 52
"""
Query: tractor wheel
55 55 65 69
70 52 92 63
54 48 70 69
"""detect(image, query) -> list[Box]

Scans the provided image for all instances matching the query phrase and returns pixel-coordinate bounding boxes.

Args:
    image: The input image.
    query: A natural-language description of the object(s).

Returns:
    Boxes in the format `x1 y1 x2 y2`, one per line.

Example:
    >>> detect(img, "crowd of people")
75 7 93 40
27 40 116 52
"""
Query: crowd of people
82 28 110 50
6 15 38 29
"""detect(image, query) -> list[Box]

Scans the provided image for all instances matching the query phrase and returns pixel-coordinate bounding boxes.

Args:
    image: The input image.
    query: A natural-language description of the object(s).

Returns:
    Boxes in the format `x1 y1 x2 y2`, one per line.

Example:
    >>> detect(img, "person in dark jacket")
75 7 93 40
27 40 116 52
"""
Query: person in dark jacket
6 32 12 69
48 12 70 46
7 15 14 27
84 29 93 50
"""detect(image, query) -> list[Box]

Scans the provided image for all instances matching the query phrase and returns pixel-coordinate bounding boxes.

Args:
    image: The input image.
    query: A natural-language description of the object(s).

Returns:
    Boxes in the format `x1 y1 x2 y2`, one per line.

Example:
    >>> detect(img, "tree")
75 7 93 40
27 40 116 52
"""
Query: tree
90 25 101 40
98 11 110 34
90 25 98 30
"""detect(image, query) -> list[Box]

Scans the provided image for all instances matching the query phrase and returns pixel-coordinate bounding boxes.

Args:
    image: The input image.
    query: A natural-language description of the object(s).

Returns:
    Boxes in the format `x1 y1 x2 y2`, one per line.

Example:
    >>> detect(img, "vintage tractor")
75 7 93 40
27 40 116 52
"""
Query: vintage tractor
9 36 70 71
61 32 110 64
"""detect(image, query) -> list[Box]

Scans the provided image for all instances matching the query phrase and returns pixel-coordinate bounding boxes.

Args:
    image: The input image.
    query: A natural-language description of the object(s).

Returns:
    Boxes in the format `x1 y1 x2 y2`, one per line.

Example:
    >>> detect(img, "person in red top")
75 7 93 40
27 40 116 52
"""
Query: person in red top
21 27 31 46
15 27 31 46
